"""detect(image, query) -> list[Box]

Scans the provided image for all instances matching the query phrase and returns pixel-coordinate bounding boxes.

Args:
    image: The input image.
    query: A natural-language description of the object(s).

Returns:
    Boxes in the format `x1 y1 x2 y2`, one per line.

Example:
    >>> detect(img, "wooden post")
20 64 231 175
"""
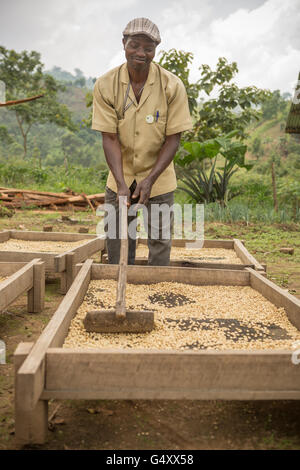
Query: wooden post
27 260 45 313
66 252 75 291
16 260 92 414
59 272 67 295
59 253 75 294
14 343 48 446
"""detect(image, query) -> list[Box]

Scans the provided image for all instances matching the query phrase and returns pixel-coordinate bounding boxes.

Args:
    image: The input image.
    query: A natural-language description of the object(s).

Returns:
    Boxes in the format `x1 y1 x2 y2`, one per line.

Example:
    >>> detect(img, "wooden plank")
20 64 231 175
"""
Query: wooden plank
0 259 35 311
14 343 48 446
137 238 235 249
0 230 10 243
42 388 300 401
90 263 250 285
44 349 300 400
0 251 55 271
54 236 104 272
189 239 234 249
9 230 97 242
16 259 92 411
247 267 300 331
0 261 27 276
71 237 105 264
0 188 70 198
234 239 265 271
132 257 253 270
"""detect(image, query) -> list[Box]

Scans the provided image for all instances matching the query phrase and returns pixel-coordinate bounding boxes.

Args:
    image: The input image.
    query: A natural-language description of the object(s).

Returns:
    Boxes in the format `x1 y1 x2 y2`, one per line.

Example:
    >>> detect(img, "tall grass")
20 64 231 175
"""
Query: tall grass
0 161 108 194
203 201 300 224
1 160 299 224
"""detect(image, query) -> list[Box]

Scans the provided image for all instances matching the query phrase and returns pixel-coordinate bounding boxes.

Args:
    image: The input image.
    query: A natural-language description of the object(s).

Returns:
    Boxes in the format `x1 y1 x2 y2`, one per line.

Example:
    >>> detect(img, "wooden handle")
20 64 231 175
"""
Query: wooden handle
115 197 128 318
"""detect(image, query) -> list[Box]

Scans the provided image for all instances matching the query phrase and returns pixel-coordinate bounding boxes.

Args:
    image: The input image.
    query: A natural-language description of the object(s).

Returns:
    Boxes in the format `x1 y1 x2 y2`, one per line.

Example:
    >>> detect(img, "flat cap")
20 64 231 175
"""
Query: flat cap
123 17 161 45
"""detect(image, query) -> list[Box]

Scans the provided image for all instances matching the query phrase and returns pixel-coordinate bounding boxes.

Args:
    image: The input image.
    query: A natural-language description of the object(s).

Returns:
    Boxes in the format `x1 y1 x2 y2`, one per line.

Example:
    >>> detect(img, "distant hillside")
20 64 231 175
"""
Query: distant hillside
245 106 299 164
45 66 96 90
57 85 90 122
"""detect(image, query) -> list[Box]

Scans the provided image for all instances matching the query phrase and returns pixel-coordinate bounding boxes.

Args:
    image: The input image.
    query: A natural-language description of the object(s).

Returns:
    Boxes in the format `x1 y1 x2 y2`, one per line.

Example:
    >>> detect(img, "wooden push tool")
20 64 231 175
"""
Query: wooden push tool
83 197 154 333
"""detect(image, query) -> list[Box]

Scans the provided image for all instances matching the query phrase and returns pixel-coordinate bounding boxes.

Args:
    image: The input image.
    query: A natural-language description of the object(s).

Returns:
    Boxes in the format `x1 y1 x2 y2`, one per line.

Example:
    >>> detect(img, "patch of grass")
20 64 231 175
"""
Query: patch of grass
261 432 300 450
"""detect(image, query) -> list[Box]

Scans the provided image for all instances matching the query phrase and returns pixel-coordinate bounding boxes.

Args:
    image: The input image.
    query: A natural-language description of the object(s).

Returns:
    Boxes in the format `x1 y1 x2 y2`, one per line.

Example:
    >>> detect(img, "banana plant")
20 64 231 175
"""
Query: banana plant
176 130 253 205
178 157 218 203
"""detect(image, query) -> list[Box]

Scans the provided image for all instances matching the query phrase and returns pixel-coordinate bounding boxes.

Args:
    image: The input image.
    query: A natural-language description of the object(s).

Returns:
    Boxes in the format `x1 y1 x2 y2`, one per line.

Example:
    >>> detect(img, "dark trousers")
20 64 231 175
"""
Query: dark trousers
104 181 174 266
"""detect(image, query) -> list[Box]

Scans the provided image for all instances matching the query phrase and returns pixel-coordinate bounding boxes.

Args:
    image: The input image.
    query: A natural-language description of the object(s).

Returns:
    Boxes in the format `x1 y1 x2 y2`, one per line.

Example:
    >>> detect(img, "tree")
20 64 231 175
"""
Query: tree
74 77 86 88
74 68 84 79
0 125 13 146
158 49 201 115
251 137 263 160
261 89 289 120
61 132 83 170
0 46 77 158
159 53 270 142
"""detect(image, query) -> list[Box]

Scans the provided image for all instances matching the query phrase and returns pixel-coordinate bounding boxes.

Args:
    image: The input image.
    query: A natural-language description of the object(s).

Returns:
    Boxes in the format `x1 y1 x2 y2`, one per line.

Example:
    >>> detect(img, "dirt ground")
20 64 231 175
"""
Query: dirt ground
0 210 300 450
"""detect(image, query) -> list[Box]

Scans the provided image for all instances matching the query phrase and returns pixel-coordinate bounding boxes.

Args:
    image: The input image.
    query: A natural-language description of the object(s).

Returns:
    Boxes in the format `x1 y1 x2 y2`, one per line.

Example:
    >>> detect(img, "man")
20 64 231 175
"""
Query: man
92 17 192 265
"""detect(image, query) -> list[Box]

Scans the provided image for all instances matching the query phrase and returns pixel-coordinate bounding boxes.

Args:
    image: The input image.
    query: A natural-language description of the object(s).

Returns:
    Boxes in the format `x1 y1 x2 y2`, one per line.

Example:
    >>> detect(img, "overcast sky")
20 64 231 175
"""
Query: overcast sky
1 0 300 94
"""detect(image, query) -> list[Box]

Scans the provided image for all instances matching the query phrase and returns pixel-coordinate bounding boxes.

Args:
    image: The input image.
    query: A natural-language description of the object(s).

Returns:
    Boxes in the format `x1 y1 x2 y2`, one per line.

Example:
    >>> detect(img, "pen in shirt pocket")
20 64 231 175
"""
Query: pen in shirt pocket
155 110 159 122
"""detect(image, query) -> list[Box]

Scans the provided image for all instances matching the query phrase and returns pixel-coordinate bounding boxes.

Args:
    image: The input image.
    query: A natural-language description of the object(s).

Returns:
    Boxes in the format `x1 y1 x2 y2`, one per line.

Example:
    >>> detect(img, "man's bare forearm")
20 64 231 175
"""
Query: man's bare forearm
102 132 126 188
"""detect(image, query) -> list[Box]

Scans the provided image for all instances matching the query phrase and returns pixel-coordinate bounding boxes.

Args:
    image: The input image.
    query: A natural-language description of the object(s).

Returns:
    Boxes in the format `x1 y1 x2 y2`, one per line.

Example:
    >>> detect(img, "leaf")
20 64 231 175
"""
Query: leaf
225 129 239 139
202 140 221 158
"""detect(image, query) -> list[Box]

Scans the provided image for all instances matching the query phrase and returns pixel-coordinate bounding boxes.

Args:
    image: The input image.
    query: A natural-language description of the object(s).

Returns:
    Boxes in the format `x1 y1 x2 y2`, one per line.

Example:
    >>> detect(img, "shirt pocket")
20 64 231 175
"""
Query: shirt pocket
154 113 167 124
145 115 167 151
117 117 134 151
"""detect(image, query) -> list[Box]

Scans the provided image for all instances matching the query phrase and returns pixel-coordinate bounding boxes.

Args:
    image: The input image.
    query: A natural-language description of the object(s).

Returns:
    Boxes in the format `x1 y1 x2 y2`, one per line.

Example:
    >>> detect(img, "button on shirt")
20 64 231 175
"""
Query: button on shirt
91 62 193 198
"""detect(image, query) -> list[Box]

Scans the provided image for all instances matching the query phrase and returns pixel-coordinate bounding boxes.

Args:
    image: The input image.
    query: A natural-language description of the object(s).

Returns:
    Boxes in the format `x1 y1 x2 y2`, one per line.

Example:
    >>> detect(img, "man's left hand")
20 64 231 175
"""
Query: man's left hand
131 177 153 206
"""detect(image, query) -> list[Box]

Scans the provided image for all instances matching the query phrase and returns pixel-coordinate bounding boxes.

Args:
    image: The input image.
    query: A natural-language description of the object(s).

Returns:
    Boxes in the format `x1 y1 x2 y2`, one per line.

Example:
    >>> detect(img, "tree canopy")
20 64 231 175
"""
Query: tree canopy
159 52 271 141
0 46 76 157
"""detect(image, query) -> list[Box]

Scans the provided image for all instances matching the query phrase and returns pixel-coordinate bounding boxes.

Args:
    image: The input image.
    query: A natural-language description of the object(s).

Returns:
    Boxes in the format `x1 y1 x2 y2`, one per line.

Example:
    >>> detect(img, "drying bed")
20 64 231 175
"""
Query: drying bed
102 238 266 274
64 280 300 352
0 259 45 314
14 260 300 445
0 230 105 293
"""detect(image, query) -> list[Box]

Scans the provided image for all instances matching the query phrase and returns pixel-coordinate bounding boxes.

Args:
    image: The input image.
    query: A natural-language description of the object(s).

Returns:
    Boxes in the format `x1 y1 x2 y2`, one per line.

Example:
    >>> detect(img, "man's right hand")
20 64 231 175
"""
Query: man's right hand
117 184 131 207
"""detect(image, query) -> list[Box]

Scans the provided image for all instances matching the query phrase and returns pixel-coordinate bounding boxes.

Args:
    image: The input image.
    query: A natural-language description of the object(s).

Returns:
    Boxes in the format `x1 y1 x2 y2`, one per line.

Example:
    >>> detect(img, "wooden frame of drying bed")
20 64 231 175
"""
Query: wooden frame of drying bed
101 237 266 274
0 258 45 313
14 260 300 445
0 230 105 294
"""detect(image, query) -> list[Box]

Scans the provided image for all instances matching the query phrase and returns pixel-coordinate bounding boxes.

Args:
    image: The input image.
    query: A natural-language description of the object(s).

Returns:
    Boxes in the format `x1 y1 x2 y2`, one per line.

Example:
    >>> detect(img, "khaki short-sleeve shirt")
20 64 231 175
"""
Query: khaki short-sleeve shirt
92 62 193 197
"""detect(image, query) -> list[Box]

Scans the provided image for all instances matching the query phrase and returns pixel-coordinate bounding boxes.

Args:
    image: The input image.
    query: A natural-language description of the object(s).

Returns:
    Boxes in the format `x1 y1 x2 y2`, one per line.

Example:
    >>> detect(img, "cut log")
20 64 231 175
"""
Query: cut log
0 94 44 107
0 187 105 210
